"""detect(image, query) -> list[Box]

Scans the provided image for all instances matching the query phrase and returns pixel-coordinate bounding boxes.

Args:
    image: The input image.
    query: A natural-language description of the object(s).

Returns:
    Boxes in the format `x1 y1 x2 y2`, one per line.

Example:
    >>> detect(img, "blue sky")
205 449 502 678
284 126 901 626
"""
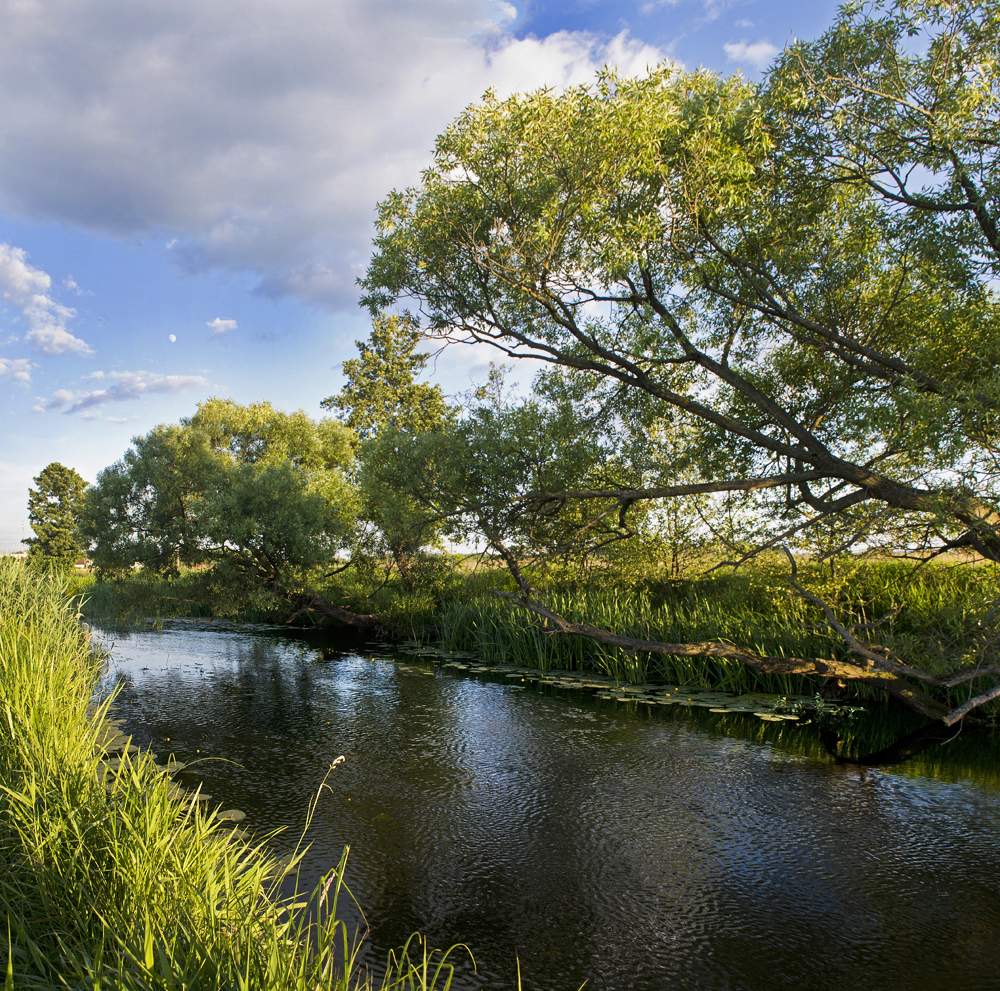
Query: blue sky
0 0 839 549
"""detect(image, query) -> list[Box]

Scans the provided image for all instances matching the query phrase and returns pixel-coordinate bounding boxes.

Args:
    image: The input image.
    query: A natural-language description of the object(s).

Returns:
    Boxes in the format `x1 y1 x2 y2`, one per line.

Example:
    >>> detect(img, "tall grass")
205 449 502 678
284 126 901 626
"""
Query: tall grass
432 560 1000 699
74 569 288 626
0 558 469 989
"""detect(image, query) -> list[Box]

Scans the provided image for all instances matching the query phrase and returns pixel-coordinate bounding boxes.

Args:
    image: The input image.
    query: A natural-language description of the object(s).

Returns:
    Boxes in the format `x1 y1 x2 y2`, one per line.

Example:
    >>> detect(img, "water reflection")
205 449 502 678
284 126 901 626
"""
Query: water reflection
96 625 1000 991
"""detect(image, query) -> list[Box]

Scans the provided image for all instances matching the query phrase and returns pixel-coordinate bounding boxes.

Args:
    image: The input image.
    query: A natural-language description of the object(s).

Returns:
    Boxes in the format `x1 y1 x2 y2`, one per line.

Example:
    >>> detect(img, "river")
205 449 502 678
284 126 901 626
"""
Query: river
94 622 1000 991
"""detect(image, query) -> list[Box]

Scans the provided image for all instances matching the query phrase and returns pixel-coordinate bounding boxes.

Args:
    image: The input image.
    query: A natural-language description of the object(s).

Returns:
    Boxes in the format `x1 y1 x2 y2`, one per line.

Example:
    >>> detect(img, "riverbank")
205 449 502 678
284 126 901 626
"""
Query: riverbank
0 558 462 989
76 556 1000 720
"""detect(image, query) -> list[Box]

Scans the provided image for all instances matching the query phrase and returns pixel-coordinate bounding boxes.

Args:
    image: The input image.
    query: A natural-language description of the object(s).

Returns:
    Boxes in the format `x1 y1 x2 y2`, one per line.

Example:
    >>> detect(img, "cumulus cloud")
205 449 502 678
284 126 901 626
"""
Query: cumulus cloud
0 357 33 383
0 243 93 354
724 39 779 70
207 317 238 336
0 1 666 309
34 369 209 415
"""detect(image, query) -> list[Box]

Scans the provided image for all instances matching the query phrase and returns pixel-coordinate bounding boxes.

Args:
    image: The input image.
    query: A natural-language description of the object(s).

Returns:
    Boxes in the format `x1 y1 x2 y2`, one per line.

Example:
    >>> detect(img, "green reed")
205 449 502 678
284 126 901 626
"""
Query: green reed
78 553 1000 711
430 559 1000 703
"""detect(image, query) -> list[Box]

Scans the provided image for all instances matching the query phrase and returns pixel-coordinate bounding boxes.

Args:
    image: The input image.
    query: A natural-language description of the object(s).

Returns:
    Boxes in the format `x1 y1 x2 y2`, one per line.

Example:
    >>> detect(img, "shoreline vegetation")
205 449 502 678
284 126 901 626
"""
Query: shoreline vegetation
76 557 1000 783
0 558 470 989
75 553 1000 728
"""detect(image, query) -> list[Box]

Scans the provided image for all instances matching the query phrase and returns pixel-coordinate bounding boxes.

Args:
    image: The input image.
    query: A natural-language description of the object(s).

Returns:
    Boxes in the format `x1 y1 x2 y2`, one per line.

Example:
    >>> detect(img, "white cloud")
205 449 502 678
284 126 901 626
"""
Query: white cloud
62 274 91 295
701 0 738 21
168 333 177 343
0 357 33 383
639 0 681 14
34 369 209 414
0 243 93 354
207 317 237 335
724 39 779 70
0 2 667 309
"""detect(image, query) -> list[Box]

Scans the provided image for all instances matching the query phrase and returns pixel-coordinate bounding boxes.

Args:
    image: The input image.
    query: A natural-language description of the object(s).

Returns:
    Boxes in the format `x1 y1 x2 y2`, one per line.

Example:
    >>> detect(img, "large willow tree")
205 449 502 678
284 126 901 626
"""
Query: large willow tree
83 399 357 595
362 0 1000 722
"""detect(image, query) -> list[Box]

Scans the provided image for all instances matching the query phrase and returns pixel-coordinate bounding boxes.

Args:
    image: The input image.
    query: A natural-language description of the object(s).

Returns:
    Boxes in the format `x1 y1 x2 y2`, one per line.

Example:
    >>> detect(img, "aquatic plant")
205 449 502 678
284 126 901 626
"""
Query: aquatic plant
79 556 1000 718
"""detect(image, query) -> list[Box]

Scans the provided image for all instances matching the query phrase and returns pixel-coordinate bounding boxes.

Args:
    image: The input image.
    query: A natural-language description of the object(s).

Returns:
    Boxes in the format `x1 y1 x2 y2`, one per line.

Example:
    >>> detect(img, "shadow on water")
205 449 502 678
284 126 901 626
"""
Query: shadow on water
652 699 1000 790
94 622 1000 991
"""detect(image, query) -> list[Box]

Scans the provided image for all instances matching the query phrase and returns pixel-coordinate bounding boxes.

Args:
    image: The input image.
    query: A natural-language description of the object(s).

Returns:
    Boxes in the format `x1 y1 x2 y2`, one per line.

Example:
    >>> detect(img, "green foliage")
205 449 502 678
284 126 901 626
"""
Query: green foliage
24 462 87 567
426 557 1000 712
356 428 447 577
365 369 623 568
323 313 449 439
0 558 469 989
82 399 358 593
76 568 288 625
81 424 217 575
190 399 358 591
81 552 1000 721
325 314 453 577
361 0 1000 559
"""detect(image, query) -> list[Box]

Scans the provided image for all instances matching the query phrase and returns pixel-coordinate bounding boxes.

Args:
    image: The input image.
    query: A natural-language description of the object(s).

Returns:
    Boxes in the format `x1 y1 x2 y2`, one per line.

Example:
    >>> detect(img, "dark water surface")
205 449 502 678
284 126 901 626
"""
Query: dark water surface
95 623 1000 991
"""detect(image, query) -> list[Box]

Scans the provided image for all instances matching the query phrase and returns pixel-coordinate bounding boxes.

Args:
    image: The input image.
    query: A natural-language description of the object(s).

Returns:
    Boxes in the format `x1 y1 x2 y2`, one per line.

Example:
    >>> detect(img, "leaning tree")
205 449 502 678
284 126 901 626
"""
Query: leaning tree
361 0 1000 723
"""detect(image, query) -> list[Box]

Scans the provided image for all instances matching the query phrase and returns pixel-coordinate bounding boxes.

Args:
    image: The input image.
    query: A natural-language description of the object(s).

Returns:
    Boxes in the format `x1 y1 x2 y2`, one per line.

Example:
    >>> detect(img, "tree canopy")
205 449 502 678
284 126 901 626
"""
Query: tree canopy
323 313 450 439
362 0 1000 565
82 399 357 591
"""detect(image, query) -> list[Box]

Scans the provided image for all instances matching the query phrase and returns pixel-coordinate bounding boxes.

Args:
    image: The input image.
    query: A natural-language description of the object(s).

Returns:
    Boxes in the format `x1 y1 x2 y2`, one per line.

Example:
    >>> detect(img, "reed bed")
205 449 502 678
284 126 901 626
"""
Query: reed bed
431 560 1000 699
0 558 467 990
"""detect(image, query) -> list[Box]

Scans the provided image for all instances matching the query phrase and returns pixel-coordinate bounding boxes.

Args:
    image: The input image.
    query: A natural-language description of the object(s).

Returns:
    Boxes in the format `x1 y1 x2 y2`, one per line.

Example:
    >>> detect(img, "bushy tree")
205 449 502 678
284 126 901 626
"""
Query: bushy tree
323 313 449 439
25 462 87 567
362 367 621 586
81 425 216 575
190 400 357 591
82 400 358 593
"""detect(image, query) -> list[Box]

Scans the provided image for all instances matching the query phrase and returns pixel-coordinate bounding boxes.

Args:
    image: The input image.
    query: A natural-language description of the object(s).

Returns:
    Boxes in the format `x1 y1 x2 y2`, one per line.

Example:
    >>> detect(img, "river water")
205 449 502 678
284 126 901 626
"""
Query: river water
94 623 1000 991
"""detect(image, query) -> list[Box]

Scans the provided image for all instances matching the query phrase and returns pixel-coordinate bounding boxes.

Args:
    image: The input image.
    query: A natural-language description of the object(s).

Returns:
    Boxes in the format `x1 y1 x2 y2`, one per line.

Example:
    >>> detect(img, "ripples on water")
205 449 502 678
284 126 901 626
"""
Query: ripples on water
94 625 1000 991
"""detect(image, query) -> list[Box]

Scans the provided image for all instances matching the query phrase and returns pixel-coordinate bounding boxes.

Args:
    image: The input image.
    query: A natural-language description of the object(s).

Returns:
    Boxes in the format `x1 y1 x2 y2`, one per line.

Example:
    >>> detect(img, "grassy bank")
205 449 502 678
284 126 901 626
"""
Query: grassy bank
0 558 466 989
77 556 1000 716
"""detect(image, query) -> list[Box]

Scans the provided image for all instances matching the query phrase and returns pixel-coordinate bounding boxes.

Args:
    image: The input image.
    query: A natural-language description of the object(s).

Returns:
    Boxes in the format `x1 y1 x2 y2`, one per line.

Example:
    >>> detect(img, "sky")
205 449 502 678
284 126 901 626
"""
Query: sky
0 0 840 550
